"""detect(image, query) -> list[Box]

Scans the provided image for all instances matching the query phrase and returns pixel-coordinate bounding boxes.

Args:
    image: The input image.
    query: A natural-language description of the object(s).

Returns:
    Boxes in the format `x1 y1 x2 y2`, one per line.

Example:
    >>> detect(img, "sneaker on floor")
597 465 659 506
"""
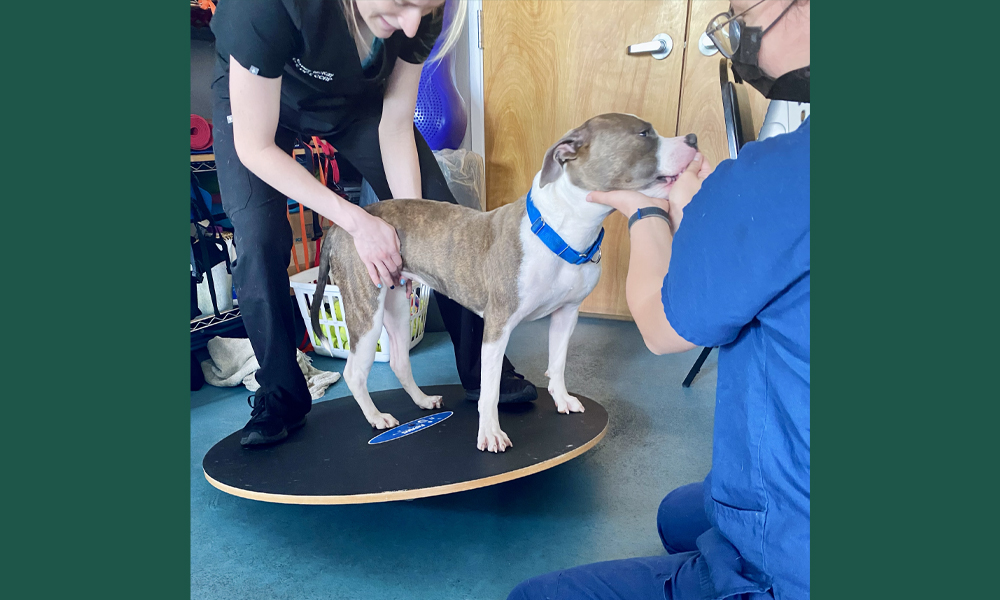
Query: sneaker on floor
240 394 307 448
465 370 538 404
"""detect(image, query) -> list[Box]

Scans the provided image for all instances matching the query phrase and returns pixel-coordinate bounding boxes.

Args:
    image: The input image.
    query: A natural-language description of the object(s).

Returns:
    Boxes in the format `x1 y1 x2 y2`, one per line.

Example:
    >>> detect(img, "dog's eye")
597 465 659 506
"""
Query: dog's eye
638 129 649 137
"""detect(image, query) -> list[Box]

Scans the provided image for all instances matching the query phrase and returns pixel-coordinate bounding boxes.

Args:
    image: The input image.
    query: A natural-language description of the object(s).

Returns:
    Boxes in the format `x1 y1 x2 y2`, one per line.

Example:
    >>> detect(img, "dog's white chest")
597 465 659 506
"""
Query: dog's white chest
517 219 601 321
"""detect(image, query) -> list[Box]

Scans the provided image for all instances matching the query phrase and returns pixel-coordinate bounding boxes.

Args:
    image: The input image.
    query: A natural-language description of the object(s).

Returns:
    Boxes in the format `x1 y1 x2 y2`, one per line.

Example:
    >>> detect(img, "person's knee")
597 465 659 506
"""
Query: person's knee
227 238 293 302
229 210 292 260
657 492 683 553
657 482 707 554
506 581 531 600
506 573 556 600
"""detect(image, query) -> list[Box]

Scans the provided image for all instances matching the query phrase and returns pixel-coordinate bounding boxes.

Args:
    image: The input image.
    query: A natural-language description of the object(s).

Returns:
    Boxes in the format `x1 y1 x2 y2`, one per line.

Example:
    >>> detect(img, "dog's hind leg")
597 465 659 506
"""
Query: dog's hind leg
546 304 585 414
343 290 399 430
383 287 443 410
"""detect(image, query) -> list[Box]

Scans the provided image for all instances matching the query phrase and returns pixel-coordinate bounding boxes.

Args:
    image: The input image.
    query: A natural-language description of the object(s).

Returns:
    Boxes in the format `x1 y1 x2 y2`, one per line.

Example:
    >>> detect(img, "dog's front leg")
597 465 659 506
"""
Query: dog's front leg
546 304 585 414
477 319 514 453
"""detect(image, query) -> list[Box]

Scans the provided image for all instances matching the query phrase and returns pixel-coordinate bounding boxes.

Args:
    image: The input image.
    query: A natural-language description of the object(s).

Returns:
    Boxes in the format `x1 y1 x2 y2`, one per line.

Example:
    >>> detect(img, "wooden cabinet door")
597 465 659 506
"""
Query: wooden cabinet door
482 0 689 318
677 0 771 168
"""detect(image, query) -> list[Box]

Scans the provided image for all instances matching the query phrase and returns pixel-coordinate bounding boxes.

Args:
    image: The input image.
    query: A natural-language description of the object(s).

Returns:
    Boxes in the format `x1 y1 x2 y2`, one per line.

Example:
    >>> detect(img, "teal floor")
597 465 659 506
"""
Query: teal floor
190 316 717 600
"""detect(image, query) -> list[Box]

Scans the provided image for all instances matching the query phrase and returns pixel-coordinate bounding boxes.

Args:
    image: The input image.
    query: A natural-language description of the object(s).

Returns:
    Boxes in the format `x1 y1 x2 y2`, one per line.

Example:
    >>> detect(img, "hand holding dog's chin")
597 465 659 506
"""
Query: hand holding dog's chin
667 153 713 228
586 190 667 218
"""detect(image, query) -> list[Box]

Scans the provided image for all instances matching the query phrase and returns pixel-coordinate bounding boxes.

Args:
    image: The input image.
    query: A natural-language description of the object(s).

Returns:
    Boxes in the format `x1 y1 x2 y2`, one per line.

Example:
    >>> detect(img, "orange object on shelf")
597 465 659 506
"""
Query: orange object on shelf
297 202 310 270
287 144 312 273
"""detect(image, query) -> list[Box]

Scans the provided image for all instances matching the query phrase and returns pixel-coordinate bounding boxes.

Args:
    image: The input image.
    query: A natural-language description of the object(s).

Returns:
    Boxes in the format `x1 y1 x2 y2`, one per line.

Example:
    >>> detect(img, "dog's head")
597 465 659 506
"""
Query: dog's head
539 113 698 199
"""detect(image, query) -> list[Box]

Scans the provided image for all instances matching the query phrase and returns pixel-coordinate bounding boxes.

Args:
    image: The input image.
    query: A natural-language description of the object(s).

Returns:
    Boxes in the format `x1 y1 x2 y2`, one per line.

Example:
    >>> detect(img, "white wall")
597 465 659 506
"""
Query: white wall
459 0 485 157
452 6 473 151
437 0 483 155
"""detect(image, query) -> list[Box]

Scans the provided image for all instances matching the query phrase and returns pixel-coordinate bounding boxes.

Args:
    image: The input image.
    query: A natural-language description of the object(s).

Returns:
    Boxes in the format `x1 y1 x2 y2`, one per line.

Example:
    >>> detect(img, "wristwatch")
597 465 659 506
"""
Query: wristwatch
627 206 671 231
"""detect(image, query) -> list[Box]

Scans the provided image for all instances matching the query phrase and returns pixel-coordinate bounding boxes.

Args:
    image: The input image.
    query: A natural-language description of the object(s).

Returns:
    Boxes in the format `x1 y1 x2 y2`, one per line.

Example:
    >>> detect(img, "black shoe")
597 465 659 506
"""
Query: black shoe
240 394 307 448
465 370 538 404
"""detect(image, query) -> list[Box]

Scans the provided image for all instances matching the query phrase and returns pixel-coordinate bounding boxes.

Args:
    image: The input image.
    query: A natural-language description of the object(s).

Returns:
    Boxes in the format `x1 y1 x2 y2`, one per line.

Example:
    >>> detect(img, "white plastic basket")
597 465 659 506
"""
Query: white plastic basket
289 266 430 362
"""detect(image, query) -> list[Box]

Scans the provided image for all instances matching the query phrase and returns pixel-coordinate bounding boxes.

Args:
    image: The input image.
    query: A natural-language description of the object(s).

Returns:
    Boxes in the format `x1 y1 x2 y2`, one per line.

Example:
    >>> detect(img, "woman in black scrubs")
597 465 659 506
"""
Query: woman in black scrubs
210 0 536 447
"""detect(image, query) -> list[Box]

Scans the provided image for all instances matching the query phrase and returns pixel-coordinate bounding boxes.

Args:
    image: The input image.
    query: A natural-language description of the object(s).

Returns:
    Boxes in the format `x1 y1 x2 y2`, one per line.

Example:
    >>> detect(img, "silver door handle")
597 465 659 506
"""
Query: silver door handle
698 32 719 56
627 34 672 59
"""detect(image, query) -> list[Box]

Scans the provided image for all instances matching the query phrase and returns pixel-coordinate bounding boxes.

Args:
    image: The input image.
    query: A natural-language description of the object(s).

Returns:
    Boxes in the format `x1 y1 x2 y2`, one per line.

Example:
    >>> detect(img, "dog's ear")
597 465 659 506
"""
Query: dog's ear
539 127 590 188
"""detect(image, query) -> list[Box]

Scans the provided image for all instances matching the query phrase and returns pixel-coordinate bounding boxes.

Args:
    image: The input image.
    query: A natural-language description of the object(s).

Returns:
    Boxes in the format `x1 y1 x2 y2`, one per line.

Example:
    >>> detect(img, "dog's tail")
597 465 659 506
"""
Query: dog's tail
310 233 336 355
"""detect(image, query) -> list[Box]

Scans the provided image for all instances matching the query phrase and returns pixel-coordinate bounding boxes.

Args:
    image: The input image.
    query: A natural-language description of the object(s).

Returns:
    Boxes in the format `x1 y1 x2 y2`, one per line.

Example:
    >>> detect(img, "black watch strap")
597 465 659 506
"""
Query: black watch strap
628 206 671 230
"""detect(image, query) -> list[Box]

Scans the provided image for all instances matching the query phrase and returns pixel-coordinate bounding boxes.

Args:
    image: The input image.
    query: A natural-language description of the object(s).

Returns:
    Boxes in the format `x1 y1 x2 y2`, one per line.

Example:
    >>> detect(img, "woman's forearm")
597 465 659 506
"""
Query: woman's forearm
378 57 424 200
236 144 365 234
625 218 697 355
228 58 363 235
378 125 422 199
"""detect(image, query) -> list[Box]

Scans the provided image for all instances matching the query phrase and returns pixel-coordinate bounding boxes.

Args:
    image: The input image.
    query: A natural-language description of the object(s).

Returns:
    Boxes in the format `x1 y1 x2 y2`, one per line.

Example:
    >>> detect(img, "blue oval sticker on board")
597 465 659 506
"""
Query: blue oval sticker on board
368 411 453 445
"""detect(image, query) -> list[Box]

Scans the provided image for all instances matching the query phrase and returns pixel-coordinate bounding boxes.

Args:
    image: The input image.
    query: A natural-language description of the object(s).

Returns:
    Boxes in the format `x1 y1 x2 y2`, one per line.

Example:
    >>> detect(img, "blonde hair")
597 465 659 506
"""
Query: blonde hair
340 0 468 64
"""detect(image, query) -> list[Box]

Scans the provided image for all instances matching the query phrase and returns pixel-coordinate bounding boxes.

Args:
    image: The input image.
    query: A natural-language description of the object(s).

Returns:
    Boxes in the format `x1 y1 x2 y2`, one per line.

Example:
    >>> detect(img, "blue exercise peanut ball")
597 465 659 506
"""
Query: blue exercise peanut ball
414 3 468 151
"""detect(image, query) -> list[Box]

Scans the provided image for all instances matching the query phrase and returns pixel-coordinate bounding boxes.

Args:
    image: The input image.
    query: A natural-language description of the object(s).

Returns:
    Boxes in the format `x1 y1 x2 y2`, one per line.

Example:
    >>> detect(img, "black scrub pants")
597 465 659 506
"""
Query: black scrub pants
212 95 511 419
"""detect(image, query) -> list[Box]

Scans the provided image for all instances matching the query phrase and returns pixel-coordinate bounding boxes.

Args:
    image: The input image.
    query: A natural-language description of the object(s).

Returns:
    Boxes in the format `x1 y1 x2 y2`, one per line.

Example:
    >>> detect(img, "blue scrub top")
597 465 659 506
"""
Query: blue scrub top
662 119 810 600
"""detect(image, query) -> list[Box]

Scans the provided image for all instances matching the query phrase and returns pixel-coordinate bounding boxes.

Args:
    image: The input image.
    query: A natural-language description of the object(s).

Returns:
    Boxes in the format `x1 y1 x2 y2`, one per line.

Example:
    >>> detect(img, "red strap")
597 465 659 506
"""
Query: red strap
299 330 314 352
329 154 340 183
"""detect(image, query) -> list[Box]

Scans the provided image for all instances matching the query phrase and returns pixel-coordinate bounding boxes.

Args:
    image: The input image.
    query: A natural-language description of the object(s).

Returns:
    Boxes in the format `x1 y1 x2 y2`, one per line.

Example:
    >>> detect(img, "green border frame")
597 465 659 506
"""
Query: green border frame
9 1 992 598
813 2 991 598
9 2 190 597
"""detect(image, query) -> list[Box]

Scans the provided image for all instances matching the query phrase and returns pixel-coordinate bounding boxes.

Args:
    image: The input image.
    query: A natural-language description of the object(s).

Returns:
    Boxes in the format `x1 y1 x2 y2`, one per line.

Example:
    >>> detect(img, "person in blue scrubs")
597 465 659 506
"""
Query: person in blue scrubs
508 1 810 599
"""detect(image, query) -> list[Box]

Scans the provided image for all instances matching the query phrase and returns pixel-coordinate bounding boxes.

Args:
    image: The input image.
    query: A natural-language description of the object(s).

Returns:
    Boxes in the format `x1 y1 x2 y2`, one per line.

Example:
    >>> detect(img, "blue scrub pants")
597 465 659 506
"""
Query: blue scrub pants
507 483 773 600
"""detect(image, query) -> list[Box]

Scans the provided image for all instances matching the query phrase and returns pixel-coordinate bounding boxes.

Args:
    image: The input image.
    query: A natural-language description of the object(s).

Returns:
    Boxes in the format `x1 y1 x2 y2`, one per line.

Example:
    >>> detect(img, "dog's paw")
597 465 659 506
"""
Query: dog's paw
477 427 512 453
552 393 585 414
413 395 443 410
369 412 399 430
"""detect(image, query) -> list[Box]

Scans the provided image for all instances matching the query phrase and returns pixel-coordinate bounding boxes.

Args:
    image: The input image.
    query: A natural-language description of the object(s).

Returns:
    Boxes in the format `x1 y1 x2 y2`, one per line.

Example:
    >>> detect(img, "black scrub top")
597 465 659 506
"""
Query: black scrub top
211 0 443 136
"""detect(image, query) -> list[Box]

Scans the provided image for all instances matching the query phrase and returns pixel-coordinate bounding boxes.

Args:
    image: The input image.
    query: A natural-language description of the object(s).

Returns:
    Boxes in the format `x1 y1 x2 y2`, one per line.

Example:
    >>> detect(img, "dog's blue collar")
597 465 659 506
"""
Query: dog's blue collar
526 189 604 265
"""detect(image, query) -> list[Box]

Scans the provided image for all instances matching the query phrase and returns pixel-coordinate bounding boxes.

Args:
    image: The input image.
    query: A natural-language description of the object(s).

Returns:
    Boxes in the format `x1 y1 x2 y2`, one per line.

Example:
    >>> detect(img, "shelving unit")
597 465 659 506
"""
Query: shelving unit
191 306 240 333
191 148 305 173
190 154 216 173
190 148 312 347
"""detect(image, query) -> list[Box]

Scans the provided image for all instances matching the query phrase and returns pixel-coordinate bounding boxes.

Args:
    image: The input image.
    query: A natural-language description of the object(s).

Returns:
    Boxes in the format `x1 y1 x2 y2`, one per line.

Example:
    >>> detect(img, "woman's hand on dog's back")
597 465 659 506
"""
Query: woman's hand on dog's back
342 206 404 288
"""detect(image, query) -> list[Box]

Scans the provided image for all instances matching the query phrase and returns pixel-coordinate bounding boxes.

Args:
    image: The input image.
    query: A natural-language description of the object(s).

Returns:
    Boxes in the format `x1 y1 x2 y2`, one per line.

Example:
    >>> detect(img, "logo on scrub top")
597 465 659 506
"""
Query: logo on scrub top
368 412 453 445
293 58 334 82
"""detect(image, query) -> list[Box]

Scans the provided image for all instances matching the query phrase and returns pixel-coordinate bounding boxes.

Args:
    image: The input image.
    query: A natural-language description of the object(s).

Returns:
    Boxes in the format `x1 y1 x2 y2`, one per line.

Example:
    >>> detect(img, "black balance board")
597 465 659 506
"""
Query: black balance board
203 385 608 504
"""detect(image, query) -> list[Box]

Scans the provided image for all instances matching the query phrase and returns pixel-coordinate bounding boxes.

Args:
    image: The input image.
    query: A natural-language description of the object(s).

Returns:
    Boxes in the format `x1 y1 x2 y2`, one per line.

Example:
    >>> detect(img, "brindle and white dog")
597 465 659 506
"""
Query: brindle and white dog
312 113 698 452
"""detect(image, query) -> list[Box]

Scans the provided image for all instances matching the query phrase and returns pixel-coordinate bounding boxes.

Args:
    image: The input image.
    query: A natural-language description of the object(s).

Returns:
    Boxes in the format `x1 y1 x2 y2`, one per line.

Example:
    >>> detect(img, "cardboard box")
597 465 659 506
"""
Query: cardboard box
287 205 315 243
287 239 319 276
